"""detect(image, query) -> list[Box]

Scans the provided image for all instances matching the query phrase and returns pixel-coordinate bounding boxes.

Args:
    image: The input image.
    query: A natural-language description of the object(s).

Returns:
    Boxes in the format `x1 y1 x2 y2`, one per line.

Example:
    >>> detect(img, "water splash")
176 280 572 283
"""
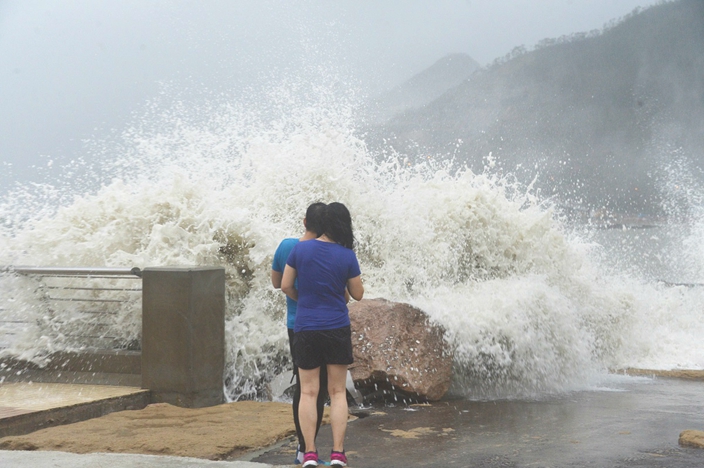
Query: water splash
1 85 703 400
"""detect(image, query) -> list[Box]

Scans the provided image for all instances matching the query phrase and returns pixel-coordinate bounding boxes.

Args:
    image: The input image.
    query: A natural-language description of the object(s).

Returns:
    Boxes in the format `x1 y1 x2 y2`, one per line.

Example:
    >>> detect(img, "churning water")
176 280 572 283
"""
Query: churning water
1 88 703 401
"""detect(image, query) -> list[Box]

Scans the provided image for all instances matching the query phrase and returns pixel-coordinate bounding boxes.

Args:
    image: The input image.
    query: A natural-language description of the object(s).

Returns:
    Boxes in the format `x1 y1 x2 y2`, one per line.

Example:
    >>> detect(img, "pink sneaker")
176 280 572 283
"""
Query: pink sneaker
330 450 347 466
302 451 319 467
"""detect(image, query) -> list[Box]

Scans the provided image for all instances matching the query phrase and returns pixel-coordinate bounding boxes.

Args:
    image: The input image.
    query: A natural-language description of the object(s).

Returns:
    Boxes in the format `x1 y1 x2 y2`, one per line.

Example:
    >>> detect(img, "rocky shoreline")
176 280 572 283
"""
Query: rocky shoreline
619 368 704 381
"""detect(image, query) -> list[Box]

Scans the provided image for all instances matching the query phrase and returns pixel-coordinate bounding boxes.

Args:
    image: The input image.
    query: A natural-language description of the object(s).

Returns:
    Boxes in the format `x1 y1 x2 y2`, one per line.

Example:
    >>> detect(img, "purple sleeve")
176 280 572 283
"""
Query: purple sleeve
349 251 361 278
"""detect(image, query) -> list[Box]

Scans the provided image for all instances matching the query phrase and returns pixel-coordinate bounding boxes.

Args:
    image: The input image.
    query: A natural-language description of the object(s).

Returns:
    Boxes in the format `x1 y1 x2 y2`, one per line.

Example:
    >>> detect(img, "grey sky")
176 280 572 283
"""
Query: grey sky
0 0 660 190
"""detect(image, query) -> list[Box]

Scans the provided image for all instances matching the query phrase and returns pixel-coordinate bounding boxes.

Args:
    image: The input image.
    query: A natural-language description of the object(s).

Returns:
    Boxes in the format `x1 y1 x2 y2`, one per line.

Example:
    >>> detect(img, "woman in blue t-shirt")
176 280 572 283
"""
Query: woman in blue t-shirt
282 202 364 467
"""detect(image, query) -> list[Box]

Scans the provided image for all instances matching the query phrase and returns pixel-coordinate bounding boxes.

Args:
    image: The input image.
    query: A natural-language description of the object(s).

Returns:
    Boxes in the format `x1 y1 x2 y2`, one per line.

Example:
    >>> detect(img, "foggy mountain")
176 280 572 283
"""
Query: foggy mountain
365 53 480 125
367 0 704 217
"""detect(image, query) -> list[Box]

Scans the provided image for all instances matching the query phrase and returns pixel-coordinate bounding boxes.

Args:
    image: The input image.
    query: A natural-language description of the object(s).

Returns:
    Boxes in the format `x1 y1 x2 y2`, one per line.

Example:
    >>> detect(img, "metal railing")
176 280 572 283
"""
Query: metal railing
6 266 142 277
0 266 143 351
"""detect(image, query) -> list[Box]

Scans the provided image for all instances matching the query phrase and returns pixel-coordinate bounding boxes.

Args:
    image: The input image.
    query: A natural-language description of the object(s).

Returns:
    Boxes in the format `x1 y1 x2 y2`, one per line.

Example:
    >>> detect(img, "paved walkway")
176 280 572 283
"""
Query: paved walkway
3 376 703 467
0 450 283 467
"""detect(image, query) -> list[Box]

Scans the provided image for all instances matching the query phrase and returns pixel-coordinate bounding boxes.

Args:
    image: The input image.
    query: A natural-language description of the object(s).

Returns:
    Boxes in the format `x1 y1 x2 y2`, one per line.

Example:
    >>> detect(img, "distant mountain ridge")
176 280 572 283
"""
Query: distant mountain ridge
367 0 704 216
366 53 480 124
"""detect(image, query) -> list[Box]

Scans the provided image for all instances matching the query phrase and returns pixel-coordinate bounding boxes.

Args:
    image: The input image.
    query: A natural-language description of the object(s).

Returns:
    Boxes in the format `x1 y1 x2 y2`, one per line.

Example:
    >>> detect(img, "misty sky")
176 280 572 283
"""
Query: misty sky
1 0 661 191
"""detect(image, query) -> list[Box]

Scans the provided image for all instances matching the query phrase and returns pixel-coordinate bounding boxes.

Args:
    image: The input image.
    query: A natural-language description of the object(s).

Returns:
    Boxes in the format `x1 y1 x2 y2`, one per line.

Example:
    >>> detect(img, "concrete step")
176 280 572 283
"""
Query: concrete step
0 349 141 375
0 382 150 438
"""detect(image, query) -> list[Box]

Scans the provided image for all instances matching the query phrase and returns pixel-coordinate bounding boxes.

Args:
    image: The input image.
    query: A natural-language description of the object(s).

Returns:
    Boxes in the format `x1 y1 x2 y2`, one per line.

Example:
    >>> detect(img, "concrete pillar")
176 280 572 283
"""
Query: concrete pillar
141 267 225 407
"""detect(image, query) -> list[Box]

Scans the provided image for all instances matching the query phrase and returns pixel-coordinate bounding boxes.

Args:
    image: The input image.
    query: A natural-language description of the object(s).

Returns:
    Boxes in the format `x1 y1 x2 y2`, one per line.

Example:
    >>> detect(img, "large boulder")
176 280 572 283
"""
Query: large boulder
348 298 452 401
679 430 704 448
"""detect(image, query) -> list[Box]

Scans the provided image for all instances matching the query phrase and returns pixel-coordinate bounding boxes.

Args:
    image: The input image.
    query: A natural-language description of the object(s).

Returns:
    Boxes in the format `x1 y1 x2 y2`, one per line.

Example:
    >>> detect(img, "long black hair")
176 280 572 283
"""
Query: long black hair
323 202 355 250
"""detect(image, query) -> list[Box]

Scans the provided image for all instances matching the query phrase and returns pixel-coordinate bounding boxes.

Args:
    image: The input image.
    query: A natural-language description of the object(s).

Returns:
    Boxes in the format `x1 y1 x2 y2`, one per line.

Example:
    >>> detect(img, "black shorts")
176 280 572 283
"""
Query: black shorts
293 326 354 370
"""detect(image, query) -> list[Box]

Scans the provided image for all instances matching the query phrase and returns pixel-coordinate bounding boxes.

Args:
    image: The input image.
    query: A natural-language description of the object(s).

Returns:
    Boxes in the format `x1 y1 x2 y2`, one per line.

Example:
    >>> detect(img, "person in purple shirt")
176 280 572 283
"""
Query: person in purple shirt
271 202 328 464
282 202 364 468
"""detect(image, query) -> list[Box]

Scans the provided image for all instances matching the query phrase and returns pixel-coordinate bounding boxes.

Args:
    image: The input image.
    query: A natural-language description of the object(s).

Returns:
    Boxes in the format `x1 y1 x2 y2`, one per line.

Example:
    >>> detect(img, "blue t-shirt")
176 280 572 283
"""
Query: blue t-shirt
286 240 361 332
272 237 299 329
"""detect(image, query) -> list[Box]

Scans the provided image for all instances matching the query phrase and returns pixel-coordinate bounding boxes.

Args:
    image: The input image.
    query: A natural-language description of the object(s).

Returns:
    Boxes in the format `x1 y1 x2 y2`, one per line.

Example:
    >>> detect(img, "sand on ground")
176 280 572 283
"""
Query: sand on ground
0 401 328 460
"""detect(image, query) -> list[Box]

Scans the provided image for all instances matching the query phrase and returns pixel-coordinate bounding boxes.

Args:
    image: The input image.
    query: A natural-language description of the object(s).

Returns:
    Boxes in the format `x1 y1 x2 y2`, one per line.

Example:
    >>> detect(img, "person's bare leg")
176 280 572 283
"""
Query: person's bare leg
298 367 321 454
326 364 349 452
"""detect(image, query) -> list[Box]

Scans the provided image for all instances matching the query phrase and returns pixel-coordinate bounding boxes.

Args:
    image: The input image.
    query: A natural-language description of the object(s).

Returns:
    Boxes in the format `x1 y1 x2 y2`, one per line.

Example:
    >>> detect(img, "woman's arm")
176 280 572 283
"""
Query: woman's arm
281 265 298 301
346 275 364 301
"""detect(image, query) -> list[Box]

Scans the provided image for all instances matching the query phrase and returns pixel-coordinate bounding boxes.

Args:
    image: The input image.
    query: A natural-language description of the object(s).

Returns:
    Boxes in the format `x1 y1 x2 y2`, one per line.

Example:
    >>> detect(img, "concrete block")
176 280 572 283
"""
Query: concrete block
141 267 225 407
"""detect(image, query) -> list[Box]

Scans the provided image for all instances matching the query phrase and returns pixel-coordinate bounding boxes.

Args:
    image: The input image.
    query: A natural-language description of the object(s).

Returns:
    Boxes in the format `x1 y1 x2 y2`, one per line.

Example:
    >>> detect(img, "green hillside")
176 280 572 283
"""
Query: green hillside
369 0 704 216
366 53 480 124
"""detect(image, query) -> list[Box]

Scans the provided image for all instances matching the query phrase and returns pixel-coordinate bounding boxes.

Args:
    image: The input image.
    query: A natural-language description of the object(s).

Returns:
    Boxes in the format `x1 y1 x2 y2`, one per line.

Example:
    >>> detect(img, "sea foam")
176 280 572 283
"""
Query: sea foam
1 88 702 400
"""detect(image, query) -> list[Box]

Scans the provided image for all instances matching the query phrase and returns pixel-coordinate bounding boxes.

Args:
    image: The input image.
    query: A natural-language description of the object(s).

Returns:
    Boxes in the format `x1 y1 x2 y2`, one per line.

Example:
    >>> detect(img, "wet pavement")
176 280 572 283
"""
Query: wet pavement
0 374 701 467
249 374 704 467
